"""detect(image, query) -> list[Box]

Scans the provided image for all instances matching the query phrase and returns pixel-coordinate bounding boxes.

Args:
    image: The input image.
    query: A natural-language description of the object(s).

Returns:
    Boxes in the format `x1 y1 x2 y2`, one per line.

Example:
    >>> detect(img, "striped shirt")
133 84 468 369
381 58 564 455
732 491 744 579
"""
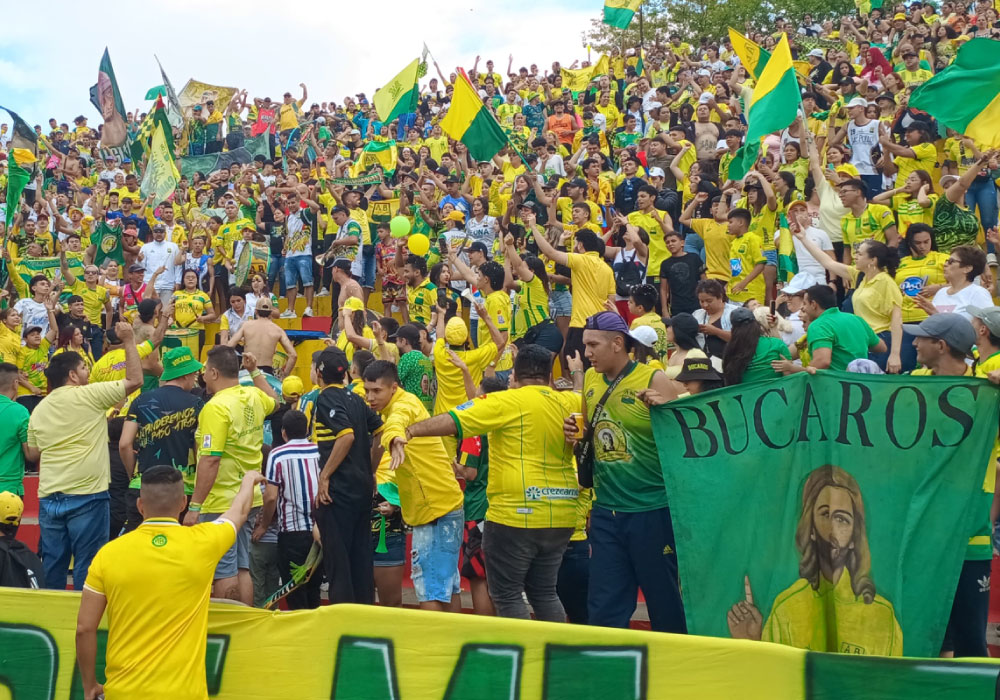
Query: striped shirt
263 439 320 533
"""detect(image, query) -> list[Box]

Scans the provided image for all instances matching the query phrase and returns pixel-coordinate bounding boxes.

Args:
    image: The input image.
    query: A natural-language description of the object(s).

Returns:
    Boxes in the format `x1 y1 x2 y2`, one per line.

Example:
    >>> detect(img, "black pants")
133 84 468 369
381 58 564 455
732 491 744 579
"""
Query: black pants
942 558 990 657
558 538 591 624
314 499 374 604
482 521 573 621
123 489 142 535
278 530 322 610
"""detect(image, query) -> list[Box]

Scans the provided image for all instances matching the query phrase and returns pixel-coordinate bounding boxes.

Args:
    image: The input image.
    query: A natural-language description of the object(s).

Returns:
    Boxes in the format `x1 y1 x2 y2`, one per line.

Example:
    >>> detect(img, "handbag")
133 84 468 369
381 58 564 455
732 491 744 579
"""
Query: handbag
574 368 629 488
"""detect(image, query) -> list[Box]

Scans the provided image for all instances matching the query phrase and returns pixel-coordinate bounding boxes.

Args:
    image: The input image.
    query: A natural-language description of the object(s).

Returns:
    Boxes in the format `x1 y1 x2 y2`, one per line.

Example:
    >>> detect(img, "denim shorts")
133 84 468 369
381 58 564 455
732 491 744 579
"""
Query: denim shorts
763 249 778 267
372 530 406 567
200 507 259 579
549 289 572 318
410 508 463 603
284 255 314 288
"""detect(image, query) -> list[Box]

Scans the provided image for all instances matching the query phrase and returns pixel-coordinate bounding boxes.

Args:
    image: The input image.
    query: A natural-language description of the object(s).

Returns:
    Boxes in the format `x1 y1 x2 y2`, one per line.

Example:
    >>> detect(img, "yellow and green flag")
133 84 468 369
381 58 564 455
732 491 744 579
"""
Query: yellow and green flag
603 0 642 29
350 140 398 177
909 38 1000 149
728 28 771 80
4 148 36 230
141 122 180 205
440 72 508 162
728 35 800 181
373 58 420 124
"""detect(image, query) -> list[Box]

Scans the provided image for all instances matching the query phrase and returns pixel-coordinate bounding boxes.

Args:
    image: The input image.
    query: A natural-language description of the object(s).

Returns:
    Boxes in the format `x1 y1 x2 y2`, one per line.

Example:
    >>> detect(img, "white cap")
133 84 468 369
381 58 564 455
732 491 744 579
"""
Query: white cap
699 92 714 104
315 116 326 124
647 101 663 112
808 48 825 58
782 272 814 296
846 96 868 109
696 68 711 77
630 325 659 348
593 113 607 130
648 166 666 178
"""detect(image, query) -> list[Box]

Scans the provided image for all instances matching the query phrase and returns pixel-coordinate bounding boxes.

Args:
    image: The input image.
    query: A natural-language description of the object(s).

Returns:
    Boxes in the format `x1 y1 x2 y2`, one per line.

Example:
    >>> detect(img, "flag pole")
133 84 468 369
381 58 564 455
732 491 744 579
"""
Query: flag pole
638 2 646 77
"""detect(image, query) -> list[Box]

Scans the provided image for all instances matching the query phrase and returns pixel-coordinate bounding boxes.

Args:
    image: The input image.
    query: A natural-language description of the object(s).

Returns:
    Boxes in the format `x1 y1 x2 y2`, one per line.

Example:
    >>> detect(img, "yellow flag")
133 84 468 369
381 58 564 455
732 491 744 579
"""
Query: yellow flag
561 66 594 93
141 123 180 204
591 55 610 78
728 28 767 79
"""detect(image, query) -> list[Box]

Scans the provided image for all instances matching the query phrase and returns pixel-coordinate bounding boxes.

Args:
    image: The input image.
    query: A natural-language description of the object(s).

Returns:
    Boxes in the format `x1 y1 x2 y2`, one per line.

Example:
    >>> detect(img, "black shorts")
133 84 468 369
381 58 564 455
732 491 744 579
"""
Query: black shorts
460 520 487 580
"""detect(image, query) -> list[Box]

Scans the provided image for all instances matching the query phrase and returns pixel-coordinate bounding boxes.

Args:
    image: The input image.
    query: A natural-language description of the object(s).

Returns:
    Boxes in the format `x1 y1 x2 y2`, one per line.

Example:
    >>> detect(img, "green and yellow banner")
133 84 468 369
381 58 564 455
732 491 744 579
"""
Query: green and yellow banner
1 588 999 698
652 372 999 658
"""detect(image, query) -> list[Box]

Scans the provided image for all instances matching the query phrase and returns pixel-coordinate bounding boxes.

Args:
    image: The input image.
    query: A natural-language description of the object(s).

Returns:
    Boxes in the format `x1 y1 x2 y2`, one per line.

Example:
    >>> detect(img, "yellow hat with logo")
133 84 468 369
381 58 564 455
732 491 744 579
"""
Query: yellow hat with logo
282 375 304 400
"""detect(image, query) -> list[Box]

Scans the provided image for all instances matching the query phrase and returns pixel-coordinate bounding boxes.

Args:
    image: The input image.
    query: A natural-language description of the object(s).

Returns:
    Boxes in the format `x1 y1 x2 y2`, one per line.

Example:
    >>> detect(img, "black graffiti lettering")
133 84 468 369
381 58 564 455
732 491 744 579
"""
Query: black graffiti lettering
885 386 927 450
668 406 718 458
835 382 873 447
932 384 979 447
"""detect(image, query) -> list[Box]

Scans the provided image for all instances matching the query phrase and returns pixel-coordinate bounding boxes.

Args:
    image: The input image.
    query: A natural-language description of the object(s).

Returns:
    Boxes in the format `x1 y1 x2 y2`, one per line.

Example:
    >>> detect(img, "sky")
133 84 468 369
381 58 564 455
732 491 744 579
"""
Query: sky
0 0 597 129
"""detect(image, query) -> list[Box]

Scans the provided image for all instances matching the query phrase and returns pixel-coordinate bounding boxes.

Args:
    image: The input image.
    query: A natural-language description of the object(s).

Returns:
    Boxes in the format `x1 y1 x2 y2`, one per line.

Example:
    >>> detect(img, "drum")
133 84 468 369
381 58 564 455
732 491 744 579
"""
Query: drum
163 328 200 355
234 242 272 287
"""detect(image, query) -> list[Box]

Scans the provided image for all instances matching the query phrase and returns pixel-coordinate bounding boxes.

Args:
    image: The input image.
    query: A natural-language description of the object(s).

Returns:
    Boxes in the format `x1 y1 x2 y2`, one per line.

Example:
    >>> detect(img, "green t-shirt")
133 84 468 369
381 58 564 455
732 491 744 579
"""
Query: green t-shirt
584 362 666 512
461 435 489 522
0 395 29 495
397 350 435 412
806 308 879 371
741 336 791 384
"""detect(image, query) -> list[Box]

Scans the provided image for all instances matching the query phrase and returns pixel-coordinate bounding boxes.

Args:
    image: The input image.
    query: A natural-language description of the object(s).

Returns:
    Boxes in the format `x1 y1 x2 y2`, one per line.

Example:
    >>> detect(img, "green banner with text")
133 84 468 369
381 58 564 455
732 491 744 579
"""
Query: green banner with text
651 372 999 658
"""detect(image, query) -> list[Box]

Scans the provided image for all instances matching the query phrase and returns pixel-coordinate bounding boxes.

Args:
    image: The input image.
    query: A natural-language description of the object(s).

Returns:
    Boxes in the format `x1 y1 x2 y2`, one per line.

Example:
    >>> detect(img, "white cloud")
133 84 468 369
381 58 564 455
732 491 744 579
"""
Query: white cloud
0 0 596 127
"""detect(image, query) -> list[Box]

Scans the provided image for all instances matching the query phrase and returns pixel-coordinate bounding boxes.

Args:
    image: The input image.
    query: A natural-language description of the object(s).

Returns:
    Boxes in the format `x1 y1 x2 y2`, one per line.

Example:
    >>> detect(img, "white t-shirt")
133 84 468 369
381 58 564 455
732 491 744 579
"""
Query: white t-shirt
536 154 566 178
140 239 180 289
14 298 49 335
931 284 995 319
777 226 834 285
284 212 311 259
846 119 879 176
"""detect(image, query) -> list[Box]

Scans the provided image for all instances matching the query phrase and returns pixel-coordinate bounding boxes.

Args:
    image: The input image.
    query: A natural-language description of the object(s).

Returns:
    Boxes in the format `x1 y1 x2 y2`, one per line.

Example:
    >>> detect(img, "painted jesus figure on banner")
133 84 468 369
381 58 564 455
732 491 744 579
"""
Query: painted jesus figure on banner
727 464 903 656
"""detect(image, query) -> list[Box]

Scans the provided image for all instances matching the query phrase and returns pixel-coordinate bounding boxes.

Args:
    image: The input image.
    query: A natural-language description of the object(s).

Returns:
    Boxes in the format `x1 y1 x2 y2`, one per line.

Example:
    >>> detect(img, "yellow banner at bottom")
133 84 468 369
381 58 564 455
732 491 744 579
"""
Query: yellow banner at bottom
0 588 995 699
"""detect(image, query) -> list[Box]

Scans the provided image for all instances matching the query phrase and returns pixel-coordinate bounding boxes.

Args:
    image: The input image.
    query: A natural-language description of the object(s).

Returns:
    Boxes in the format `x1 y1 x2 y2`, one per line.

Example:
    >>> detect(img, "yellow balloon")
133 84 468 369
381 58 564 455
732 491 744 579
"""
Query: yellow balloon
408 233 430 256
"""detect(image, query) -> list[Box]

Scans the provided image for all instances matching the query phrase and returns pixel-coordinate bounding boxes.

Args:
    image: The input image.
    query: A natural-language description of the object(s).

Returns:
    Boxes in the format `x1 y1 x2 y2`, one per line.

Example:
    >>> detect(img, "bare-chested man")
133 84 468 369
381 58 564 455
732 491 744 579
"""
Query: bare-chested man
225 297 297 377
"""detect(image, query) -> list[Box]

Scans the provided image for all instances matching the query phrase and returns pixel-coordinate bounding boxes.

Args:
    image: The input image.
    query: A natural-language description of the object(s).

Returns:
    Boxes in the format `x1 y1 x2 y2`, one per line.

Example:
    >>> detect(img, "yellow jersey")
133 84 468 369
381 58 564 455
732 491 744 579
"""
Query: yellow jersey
84 517 237 698
195 384 276 512
449 384 582 528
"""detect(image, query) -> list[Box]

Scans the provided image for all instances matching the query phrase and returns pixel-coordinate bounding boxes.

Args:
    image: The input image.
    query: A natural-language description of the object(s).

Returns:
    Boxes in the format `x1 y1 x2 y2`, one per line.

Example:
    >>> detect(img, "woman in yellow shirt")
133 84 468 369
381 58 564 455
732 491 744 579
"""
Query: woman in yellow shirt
52 325 95 370
793 232 904 373
0 308 22 363
779 142 809 191
894 224 947 369
172 270 217 350
872 170 937 233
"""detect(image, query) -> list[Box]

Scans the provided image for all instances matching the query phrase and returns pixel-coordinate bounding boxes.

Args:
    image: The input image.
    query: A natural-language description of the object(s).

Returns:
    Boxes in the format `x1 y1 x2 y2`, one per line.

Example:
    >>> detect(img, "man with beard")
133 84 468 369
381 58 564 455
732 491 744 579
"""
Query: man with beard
727 464 902 655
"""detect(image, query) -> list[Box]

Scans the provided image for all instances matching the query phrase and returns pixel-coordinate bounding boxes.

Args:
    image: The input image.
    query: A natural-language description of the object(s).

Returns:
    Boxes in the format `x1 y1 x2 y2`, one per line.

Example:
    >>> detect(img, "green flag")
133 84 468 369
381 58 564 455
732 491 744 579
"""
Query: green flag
5 149 35 230
93 47 129 148
651 372 999 658
728 34 801 181
603 0 642 29
93 222 124 267
373 59 420 124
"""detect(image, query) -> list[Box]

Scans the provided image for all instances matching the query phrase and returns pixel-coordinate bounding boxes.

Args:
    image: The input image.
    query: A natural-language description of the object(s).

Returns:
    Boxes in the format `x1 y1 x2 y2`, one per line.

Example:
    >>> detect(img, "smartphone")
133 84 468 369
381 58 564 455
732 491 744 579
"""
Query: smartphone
769 300 777 315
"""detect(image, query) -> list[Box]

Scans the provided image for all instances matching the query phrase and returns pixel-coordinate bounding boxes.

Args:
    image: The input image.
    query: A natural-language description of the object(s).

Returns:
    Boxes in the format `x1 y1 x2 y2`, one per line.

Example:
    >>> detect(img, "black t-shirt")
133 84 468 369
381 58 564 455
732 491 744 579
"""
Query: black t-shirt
315 386 384 506
126 385 205 485
263 221 287 256
659 253 704 315
57 312 93 339
0 536 45 588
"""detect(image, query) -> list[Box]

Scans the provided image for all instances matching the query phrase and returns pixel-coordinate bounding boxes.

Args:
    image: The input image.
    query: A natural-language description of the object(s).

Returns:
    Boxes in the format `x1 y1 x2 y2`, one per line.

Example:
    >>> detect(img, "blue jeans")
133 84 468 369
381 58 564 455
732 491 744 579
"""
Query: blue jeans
411 509 463 604
588 505 686 633
899 329 919 373
965 178 999 234
860 174 883 198
88 326 105 361
39 491 109 590
869 329 893 371
268 254 286 296
284 255 314 289
361 250 376 289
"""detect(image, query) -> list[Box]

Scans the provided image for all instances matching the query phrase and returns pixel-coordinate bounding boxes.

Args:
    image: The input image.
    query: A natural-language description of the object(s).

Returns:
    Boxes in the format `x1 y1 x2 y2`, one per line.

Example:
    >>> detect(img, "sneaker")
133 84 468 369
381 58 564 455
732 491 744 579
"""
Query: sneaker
316 288 330 297
279 309 297 319
989 253 997 267
303 306 313 317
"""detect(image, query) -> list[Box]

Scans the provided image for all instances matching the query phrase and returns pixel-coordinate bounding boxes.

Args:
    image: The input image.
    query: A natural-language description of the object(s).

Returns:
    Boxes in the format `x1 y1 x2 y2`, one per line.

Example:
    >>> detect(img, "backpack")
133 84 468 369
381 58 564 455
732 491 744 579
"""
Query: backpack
0 538 44 589
614 248 646 297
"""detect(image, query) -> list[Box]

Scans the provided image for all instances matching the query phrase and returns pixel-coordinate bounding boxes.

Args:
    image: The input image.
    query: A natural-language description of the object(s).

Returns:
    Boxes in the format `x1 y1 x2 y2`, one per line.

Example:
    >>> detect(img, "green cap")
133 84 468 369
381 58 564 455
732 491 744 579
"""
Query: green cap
160 346 204 382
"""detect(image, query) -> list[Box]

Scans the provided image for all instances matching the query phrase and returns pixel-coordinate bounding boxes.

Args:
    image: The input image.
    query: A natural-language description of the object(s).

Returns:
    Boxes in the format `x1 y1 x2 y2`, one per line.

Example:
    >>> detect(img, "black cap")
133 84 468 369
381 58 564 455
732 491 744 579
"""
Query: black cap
128 263 144 273
468 241 490 256
518 200 538 211
332 258 352 272
318 347 349 374
23 325 43 337
568 178 587 189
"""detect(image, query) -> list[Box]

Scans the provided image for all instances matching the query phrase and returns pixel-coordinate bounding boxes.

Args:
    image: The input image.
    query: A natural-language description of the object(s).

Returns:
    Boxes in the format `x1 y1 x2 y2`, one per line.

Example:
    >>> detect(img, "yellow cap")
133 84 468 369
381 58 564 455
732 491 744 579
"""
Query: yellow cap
445 317 469 345
0 491 24 526
343 296 365 312
281 375 304 399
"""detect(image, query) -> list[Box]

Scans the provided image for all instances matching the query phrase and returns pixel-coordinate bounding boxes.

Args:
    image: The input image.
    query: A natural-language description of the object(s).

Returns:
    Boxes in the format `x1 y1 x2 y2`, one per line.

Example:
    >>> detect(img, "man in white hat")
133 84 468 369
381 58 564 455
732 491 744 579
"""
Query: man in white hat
830 96 882 196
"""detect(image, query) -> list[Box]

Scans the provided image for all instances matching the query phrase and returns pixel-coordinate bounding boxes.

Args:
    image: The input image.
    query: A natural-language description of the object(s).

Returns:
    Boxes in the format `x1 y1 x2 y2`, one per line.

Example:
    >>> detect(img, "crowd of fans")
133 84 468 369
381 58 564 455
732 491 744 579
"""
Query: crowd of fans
2 3 1000 695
